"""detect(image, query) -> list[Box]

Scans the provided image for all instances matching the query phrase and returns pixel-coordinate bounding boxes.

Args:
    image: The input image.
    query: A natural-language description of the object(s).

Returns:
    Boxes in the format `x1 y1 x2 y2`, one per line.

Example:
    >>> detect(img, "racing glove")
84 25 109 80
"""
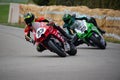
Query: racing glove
29 38 35 45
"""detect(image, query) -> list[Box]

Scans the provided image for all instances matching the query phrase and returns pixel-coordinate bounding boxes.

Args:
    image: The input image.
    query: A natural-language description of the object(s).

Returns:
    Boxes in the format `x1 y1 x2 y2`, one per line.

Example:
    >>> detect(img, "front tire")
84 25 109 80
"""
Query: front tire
48 39 67 57
90 32 106 49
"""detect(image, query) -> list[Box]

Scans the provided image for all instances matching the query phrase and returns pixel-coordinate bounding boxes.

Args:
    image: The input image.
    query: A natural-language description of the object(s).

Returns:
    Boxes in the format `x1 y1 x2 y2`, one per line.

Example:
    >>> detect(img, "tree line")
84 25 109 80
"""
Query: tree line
32 0 120 10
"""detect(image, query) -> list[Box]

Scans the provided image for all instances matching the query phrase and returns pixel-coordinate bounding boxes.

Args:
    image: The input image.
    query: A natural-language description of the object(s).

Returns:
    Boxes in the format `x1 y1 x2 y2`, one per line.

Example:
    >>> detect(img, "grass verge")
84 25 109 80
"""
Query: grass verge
104 36 120 43
0 4 9 23
1 23 25 28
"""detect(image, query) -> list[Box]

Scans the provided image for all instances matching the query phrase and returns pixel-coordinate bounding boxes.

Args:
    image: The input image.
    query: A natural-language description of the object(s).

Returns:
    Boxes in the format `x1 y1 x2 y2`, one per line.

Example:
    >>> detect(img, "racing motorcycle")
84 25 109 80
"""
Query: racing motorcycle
34 22 77 57
71 20 106 49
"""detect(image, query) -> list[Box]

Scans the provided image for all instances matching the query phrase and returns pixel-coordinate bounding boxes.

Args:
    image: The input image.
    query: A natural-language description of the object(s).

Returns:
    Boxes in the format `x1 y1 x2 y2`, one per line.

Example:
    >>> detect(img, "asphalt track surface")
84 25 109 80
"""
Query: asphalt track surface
0 25 120 80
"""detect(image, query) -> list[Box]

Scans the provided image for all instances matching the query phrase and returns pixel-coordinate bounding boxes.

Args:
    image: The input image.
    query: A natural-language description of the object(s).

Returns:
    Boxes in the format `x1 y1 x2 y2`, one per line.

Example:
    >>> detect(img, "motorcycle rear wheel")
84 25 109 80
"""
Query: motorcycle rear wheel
67 44 77 56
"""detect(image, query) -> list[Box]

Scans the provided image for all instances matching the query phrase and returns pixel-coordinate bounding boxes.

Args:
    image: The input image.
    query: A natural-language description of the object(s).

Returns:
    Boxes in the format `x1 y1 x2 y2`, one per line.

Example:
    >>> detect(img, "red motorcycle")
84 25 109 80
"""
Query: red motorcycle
33 22 77 57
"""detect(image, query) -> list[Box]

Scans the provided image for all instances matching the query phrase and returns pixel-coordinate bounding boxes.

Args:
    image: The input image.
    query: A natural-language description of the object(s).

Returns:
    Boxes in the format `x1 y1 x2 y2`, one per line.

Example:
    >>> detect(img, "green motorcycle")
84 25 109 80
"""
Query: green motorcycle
70 20 106 49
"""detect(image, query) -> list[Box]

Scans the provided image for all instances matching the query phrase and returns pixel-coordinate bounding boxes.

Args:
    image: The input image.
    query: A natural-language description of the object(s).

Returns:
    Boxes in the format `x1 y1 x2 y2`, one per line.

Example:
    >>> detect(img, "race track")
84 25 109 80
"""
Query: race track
0 25 120 80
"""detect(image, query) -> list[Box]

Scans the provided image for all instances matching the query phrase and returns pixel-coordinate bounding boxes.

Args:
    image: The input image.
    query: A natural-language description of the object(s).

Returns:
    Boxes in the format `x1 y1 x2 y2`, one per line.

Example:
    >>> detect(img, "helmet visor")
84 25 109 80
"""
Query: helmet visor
24 18 32 26
64 18 70 23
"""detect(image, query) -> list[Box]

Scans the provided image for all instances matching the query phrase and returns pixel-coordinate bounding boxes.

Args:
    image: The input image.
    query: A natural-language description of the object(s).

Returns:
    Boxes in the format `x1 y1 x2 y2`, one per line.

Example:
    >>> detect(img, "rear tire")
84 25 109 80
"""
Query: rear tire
48 40 67 57
67 44 77 56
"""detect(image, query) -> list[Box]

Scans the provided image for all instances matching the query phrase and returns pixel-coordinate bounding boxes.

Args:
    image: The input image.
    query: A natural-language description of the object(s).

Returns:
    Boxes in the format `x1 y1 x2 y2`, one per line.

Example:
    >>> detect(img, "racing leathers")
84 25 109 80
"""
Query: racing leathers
24 17 49 52
24 17 72 52
63 15 105 46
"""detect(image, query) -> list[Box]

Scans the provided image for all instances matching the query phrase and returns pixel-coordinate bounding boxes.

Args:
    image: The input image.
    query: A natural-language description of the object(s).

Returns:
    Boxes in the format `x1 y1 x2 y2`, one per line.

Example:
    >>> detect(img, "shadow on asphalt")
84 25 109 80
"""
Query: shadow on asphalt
77 46 107 50
18 54 65 58
34 55 62 58
17 53 76 58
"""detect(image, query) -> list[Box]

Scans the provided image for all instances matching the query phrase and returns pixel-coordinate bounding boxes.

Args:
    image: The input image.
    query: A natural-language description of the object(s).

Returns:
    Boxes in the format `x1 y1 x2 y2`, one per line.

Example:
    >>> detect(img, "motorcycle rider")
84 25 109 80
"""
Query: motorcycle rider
62 14 106 46
24 12 72 52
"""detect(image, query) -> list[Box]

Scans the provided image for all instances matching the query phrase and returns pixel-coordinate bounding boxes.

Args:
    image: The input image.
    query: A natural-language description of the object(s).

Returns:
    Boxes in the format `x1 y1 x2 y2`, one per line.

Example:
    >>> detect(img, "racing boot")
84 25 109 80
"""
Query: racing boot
90 17 106 34
64 41 70 51
97 27 106 34
36 44 46 52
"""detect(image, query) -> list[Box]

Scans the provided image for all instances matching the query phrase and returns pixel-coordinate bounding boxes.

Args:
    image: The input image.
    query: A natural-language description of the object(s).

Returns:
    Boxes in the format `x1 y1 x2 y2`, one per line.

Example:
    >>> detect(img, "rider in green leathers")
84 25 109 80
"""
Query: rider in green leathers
62 14 106 46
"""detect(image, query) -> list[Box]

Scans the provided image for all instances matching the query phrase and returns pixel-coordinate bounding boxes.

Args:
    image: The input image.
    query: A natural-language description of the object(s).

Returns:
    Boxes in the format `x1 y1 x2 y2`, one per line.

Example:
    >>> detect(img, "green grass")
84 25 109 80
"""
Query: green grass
1 23 25 28
104 36 120 44
0 4 9 23
0 0 29 3
0 4 25 28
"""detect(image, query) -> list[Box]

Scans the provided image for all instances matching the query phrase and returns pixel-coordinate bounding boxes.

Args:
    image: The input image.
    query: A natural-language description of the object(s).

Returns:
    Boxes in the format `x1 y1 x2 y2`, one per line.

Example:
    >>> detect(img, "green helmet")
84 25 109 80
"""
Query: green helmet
62 14 72 23
24 12 35 26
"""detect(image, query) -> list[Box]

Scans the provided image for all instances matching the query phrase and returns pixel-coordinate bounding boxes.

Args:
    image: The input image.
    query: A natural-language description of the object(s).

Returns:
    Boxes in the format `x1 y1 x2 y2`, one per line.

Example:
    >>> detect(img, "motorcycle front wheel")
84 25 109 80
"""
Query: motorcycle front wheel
89 32 106 49
48 39 67 57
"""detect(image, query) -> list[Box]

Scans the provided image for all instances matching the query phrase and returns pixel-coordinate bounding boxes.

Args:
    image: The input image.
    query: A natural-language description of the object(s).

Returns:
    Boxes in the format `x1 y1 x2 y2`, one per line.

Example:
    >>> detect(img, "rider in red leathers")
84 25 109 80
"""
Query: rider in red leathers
24 13 49 52
24 12 73 52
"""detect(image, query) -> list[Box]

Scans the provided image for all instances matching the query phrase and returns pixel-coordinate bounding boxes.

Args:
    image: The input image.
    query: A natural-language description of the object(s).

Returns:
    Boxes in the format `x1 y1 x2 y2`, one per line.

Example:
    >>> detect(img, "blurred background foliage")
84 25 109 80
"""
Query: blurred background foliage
0 0 119 10
32 0 120 10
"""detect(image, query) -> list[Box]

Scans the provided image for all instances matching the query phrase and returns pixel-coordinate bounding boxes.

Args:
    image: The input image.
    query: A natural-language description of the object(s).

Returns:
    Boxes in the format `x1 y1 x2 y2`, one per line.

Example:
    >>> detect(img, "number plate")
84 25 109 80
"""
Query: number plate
36 28 46 38
75 21 87 33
